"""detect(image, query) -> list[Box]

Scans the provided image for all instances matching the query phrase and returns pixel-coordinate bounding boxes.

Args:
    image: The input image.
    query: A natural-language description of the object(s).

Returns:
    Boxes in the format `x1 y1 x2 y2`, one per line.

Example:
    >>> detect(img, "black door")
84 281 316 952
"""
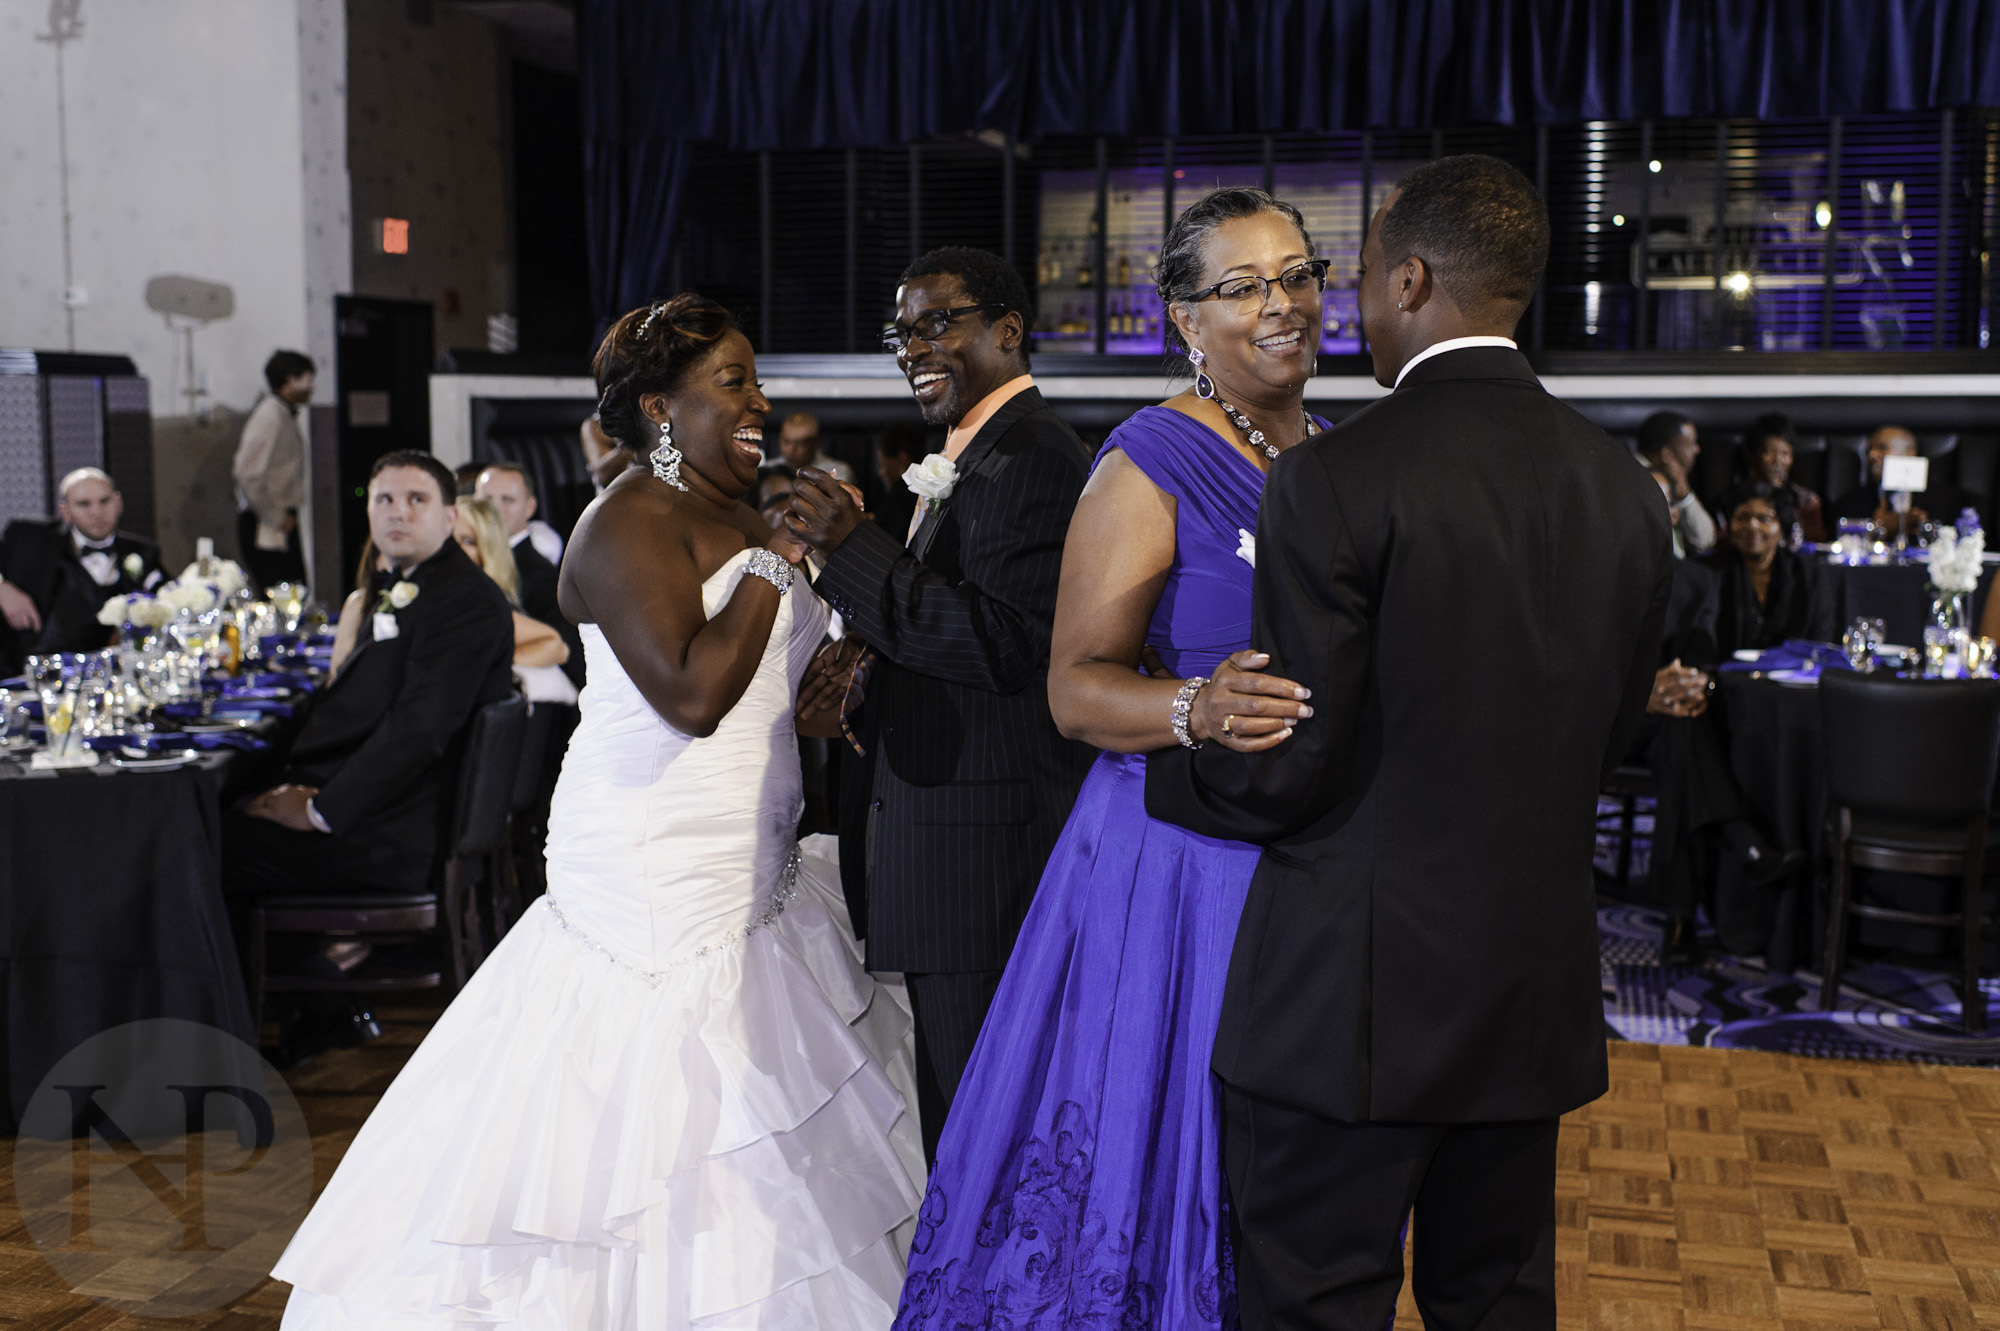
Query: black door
334 296 433 584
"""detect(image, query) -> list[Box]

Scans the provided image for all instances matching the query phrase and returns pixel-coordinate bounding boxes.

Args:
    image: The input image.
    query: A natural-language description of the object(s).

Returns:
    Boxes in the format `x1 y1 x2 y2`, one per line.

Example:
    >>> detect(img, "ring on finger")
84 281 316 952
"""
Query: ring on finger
1222 714 1236 737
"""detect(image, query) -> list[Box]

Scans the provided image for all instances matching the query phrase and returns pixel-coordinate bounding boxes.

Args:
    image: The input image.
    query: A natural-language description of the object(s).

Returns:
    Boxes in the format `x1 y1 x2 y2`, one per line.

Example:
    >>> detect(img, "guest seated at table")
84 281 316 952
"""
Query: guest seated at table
1703 485 1832 655
223 450 514 1061
1629 473 1803 961
1742 412 1826 544
475 462 580 685
871 422 924 540
452 495 576 704
771 410 855 484
0 467 165 673
1828 425 1977 542
1636 410 1718 556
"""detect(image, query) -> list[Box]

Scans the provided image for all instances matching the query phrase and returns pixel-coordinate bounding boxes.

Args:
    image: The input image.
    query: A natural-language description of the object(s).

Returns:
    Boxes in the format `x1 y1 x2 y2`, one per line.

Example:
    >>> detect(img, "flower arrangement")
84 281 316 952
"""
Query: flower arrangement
97 554 248 627
176 558 246 599
1928 509 1985 594
96 591 173 629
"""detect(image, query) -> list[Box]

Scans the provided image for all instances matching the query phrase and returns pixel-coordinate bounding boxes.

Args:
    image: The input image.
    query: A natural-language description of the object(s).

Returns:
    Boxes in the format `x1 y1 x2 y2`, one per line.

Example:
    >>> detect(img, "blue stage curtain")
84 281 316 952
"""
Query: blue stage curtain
580 0 2000 324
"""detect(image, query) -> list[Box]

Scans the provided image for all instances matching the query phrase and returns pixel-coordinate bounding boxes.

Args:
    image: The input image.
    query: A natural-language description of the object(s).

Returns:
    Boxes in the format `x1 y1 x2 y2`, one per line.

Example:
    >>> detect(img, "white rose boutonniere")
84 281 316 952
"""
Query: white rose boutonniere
903 454 959 503
1236 528 1257 568
122 552 144 581
377 580 420 613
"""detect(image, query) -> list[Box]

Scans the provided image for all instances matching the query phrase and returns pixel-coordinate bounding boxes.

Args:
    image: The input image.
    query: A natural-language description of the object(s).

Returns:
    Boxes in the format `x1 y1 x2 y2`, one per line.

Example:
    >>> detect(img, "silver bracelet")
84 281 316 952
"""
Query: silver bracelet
744 547 795 595
1171 675 1210 749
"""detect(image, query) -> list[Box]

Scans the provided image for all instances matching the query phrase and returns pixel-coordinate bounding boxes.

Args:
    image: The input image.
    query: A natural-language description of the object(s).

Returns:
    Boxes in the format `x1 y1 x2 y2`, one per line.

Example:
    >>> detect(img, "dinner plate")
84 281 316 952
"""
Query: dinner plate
1732 649 1763 662
110 750 198 771
182 718 255 732
1767 668 1820 687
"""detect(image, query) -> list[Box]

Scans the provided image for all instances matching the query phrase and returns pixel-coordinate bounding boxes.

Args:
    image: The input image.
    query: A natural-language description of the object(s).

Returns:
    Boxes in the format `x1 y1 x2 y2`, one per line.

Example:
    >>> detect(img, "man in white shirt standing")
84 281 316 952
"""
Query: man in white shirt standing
234 350 314 591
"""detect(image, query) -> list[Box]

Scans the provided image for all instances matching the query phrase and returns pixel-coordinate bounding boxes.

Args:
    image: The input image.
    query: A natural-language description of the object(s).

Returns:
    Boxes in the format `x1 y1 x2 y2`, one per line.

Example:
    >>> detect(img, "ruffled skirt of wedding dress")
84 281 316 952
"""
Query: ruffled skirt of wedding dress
274 836 924 1330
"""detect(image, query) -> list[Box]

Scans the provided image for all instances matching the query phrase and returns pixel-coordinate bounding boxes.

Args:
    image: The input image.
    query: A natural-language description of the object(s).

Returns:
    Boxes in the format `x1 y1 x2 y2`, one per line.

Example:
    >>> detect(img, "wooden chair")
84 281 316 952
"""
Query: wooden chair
1818 672 2000 1033
242 693 530 1034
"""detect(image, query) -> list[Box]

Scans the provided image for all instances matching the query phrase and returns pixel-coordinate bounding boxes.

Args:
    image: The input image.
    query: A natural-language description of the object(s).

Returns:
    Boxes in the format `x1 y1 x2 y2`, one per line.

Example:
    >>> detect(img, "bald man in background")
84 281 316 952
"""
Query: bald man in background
1829 425 1979 540
0 468 164 672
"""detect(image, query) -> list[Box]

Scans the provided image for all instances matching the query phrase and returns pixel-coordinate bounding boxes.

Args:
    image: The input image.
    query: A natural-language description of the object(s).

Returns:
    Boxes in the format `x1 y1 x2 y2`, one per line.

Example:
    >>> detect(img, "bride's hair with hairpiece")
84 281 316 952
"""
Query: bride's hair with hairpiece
591 293 734 450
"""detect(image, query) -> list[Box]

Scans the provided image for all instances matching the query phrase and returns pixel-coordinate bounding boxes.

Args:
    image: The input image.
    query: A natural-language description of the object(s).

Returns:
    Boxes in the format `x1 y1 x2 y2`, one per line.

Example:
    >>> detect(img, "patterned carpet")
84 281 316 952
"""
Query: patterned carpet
1597 798 2000 1068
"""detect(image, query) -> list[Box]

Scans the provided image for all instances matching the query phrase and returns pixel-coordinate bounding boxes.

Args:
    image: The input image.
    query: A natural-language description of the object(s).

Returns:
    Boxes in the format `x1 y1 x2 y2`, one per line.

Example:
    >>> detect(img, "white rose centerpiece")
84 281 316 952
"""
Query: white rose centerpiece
178 557 246 599
903 454 958 504
1929 510 1985 594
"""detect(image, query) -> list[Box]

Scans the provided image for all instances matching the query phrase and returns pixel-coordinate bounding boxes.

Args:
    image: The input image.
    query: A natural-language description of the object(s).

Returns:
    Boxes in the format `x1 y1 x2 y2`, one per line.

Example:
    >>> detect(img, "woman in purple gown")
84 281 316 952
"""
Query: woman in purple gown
894 188 1328 1330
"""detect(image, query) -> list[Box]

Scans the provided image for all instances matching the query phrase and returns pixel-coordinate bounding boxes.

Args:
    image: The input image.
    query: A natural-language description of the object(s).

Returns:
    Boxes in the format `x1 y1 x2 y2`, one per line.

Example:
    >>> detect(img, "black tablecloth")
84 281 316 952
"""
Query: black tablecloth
1713 675 1823 970
1715 671 1996 975
1812 558 1999 646
0 750 258 1133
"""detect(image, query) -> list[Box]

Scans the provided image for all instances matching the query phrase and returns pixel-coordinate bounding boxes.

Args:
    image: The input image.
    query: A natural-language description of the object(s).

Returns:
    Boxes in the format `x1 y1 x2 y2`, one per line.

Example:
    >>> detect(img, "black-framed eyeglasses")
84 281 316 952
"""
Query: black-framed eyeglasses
880 303 1008 353
1186 260 1330 306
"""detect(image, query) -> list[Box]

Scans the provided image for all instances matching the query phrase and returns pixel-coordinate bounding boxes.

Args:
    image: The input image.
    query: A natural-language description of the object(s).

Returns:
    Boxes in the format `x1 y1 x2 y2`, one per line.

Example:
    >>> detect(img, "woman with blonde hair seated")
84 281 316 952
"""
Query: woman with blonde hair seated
451 495 576 703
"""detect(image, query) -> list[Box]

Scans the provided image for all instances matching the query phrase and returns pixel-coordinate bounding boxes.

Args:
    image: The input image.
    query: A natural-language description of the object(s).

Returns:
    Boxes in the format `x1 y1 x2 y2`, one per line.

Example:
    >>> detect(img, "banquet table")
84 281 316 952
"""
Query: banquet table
1809 554 1999 646
0 651 328 1136
1714 666 1997 976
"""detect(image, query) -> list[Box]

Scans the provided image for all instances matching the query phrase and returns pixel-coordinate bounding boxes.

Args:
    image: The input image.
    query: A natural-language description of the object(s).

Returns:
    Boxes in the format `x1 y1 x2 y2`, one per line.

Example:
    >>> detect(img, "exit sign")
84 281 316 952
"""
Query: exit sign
379 218 409 255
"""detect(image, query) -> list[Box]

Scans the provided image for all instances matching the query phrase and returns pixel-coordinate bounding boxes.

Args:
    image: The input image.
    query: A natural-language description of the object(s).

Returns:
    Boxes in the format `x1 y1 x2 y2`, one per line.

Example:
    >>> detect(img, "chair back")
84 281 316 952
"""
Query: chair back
452 694 529 858
509 703 558 815
1820 672 2000 822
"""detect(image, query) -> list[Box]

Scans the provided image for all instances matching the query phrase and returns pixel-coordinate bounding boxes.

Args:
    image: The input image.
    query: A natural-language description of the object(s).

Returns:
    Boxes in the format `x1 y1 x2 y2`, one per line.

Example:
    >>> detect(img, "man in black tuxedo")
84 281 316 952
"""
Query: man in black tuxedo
0 467 165 674
1147 157 1673 1330
224 451 513 901
477 461 583 686
784 247 1095 1161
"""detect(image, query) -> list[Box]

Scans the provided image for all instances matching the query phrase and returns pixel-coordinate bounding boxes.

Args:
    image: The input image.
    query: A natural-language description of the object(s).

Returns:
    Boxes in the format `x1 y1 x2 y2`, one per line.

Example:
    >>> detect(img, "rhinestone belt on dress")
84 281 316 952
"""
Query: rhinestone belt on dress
543 847 803 988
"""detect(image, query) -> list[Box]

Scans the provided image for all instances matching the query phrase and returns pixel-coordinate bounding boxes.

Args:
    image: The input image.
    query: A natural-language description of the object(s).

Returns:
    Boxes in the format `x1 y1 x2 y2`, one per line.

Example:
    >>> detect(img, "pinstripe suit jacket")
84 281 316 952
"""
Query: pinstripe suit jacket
814 386 1097 973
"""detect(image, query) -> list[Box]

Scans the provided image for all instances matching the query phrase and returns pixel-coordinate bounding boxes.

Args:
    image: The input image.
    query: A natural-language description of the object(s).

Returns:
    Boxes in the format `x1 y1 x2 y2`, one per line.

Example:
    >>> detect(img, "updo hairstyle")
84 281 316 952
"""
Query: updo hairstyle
591 294 735 450
1154 187 1316 358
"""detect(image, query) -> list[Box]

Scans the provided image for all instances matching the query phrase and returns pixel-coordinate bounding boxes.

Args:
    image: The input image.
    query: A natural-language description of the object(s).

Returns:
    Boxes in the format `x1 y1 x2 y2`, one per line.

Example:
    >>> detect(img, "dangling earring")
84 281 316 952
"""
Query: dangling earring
650 418 687 491
1189 346 1216 400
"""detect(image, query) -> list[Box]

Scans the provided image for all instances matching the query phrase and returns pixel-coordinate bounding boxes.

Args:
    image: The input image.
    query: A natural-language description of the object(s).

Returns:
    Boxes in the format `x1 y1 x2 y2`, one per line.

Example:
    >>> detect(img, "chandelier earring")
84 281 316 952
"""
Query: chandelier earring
1189 346 1217 400
650 417 688 491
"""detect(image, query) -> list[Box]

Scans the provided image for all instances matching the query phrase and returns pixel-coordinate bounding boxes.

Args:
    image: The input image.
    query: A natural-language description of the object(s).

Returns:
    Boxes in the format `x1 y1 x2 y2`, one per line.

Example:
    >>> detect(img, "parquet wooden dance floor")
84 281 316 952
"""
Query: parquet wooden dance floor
0 1013 1992 1328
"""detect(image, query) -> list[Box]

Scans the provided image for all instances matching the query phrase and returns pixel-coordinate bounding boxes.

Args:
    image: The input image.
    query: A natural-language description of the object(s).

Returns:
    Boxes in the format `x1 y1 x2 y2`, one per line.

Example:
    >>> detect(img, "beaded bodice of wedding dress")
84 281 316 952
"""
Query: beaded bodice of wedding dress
272 549 924 1330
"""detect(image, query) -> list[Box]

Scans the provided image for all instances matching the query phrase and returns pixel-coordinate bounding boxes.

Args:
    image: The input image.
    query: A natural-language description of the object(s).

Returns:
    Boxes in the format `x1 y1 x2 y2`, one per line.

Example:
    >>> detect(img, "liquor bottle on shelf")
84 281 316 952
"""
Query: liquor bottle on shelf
1116 251 1132 288
1076 254 1092 289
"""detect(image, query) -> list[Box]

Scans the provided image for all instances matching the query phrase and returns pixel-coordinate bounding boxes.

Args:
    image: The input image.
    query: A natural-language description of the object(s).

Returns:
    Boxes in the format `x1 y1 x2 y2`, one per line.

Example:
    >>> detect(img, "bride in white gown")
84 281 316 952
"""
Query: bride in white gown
274 296 924 1329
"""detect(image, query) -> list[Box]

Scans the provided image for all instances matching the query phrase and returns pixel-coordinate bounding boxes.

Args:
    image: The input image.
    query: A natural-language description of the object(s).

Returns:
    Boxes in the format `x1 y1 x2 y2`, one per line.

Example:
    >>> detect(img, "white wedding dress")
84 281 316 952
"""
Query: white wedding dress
276 550 925 1329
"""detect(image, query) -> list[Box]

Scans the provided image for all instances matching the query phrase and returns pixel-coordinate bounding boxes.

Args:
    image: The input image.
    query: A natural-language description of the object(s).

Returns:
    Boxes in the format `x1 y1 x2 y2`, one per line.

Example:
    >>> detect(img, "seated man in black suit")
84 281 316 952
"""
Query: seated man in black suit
0 467 164 674
1828 425 1977 539
225 449 513 900
476 461 582 685
224 451 513 1059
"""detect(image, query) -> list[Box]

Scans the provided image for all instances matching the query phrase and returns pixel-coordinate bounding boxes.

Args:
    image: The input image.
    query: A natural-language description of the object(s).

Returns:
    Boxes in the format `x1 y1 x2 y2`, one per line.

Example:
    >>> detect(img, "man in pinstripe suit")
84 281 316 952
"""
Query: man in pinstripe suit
786 247 1096 1161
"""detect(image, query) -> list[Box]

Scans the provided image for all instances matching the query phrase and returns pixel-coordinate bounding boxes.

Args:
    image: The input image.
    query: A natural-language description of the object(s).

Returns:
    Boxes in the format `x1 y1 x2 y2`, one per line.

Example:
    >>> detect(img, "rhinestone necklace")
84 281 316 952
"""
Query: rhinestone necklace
1212 396 1318 461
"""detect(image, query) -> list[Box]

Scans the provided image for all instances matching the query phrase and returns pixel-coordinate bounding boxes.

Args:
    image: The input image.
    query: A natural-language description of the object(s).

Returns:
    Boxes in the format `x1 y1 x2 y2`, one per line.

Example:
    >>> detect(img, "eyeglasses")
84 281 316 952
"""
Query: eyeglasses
1185 260 1330 306
880 303 1008 353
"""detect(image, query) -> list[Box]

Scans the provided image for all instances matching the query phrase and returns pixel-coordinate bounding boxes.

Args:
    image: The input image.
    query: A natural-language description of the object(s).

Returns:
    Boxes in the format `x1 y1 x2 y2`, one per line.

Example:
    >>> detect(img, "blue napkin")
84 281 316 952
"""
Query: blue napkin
0 677 24 690
85 730 265 753
162 697 295 720
1718 638 1854 678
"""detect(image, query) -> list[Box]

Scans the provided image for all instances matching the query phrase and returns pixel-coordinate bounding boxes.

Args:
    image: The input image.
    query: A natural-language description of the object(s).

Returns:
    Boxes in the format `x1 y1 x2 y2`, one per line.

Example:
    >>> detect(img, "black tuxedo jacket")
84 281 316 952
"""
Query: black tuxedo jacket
1147 347 1673 1124
283 539 514 867
815 386 1097 973
0 519 164 669
511 536 584 686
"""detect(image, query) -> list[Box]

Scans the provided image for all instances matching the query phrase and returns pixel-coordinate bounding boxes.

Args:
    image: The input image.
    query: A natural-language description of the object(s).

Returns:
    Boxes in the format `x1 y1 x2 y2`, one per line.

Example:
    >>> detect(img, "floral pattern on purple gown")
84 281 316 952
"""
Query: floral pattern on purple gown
894 406 1292 1331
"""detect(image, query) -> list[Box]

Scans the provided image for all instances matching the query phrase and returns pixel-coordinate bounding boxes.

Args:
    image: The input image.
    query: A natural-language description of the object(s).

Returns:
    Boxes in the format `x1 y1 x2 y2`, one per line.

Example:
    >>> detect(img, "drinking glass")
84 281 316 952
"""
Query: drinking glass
1843 619 1875 671
1924 625 1951 677
1836 519 1871 565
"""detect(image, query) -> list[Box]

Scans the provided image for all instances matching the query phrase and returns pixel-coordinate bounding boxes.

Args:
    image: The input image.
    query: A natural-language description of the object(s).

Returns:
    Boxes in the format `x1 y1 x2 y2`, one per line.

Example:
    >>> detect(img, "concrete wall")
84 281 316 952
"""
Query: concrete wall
346 0 508 356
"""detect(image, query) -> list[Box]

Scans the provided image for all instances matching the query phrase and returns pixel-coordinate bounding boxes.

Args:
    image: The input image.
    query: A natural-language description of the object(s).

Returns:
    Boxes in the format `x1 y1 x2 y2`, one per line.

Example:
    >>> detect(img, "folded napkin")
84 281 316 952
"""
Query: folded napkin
1717 638 1854 678
85 730 265 753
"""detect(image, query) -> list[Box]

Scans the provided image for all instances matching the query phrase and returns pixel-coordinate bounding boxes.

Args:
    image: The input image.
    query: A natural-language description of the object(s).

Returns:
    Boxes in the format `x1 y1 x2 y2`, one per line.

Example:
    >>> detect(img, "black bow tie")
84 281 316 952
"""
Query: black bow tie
76 536 114 552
